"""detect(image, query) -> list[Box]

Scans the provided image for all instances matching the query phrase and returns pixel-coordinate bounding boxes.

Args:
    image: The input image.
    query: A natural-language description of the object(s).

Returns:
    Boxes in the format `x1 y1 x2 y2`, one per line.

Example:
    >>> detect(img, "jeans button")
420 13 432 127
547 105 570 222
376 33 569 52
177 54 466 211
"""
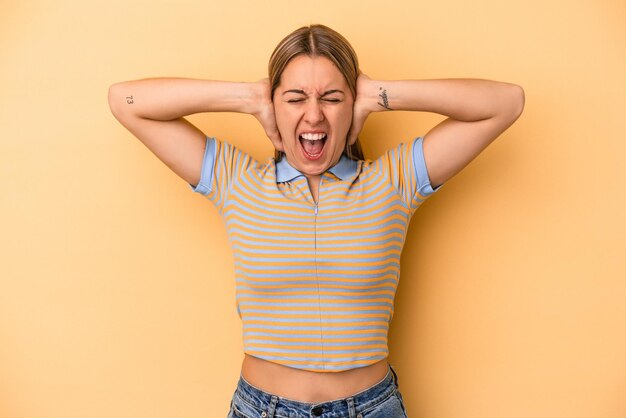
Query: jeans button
261 412 267 418
311 406 324 416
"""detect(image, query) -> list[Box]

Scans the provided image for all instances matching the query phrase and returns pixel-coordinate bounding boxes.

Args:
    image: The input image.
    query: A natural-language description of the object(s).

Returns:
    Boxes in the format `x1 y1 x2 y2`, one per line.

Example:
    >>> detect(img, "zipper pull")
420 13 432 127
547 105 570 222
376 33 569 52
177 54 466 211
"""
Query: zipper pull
314 204 318 215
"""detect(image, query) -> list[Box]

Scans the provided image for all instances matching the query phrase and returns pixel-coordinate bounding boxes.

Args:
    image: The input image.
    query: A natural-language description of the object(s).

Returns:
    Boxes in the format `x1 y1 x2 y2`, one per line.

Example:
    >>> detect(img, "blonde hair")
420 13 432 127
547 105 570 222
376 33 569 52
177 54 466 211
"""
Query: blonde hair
268 24 364 161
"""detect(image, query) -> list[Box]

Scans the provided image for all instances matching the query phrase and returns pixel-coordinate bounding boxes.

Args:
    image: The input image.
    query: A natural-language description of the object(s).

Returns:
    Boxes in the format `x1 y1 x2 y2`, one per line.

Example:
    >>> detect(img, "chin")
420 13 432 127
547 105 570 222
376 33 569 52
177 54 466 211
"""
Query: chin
299 162 329 177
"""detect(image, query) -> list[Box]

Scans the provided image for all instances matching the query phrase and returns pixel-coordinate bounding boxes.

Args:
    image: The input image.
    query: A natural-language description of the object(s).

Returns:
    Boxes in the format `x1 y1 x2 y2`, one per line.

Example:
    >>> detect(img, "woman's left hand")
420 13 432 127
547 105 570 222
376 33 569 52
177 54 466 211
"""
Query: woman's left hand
347 73 386 146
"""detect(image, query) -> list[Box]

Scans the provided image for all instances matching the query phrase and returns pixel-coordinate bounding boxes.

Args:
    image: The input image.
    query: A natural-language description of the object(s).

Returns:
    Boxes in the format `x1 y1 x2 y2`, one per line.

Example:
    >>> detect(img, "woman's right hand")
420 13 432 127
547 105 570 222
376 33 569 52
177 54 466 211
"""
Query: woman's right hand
251 79 283 152
108 77 285 188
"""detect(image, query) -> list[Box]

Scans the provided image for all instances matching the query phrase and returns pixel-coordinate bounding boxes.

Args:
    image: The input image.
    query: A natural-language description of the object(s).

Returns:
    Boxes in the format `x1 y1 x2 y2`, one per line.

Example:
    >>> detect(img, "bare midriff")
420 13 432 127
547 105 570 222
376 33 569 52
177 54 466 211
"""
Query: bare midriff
240 354 390 404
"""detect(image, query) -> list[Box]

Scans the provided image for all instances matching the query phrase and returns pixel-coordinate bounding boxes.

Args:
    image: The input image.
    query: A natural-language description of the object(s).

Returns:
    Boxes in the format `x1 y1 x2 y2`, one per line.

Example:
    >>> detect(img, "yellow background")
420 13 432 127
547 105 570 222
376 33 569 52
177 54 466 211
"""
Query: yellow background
1 0 625 417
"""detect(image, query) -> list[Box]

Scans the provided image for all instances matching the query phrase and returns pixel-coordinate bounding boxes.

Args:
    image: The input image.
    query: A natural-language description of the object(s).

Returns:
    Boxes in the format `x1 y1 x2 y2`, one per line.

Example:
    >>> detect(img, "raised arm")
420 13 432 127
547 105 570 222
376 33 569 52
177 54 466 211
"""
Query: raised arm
108 78 281 187
348 75 525 188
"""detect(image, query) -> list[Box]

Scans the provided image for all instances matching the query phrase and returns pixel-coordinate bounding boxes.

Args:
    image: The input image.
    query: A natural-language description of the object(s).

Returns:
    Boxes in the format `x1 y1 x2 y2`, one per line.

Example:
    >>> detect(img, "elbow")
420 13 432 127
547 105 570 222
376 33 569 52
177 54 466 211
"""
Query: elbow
491 83 525 133
108 82 124 118
508 83 525 122
108 81 135 120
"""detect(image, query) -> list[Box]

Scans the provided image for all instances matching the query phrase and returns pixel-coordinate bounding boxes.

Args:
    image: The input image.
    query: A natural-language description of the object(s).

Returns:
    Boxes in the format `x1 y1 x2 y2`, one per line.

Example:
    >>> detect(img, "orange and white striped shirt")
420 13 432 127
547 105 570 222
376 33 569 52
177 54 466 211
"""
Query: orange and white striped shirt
190 136 442 372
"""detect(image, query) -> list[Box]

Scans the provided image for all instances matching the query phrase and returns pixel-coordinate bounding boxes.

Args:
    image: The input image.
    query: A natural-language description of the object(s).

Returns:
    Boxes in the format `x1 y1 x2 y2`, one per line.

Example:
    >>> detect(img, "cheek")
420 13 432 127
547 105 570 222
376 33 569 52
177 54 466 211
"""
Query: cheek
275 107 298 131
333 106 353 131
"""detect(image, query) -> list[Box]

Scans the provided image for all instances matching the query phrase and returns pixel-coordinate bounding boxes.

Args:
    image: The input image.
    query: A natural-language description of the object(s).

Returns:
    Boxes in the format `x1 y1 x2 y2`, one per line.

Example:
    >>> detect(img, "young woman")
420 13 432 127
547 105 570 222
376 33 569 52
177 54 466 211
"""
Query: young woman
109 24 524 418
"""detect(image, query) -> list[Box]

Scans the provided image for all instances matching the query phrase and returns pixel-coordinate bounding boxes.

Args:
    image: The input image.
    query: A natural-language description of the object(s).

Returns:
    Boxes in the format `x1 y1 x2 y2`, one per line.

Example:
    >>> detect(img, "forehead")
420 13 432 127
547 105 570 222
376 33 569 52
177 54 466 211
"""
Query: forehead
279 55 348 92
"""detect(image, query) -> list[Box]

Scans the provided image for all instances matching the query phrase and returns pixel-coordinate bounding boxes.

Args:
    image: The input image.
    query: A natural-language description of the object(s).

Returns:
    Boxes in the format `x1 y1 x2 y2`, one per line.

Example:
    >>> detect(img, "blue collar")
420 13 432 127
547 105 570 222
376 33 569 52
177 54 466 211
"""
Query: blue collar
275 154 358 183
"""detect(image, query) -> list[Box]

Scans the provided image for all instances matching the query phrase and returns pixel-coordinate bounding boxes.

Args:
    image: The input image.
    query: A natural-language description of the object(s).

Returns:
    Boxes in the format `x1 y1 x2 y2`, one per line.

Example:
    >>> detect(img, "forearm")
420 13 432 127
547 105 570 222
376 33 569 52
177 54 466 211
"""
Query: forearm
108 78 263 121
361 78 524 121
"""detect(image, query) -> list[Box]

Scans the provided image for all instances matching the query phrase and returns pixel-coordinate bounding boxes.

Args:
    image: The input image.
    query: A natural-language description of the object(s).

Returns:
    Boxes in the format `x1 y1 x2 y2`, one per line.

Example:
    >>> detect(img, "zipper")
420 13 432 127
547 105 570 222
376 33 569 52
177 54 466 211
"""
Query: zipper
312 178 324 363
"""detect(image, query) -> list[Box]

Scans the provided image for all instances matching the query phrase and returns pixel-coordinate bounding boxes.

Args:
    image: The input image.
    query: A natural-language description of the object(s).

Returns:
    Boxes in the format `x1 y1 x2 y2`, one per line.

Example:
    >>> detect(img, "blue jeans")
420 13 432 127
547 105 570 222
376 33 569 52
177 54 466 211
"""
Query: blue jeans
227 364 408 418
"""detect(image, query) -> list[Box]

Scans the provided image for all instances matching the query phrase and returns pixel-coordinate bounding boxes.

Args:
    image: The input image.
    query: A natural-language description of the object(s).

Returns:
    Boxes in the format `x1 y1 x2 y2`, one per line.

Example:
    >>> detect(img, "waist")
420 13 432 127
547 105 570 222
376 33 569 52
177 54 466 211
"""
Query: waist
240 354 391 403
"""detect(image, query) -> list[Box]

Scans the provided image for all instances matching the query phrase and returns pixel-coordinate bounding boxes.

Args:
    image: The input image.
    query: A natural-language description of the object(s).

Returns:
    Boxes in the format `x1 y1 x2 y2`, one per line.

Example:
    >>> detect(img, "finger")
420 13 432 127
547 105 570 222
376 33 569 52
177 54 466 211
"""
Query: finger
348 109 366 145
267 128 283 151
264 113 283 151
347 125 358 147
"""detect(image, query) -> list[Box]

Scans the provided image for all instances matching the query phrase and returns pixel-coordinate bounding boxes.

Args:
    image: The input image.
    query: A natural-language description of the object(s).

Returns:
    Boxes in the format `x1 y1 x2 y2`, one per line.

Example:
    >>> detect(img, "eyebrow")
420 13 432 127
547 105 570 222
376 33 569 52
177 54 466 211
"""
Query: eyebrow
282 89 345 97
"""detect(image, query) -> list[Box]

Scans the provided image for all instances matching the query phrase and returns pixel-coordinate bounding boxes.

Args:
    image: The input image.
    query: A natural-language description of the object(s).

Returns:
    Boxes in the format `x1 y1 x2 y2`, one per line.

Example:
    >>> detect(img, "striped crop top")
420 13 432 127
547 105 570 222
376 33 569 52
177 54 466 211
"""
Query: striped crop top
189 136 443 372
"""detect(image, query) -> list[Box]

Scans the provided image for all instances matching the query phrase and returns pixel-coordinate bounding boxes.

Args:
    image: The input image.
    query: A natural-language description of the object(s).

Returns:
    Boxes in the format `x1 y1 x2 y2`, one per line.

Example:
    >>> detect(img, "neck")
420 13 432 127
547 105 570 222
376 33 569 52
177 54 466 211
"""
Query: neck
306 175 321 203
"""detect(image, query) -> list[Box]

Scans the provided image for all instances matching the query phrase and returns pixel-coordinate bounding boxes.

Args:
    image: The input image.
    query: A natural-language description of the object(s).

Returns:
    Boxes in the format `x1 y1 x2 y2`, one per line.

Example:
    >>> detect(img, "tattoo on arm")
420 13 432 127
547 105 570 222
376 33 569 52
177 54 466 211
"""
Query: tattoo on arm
377 87 391 110
126 95 134 104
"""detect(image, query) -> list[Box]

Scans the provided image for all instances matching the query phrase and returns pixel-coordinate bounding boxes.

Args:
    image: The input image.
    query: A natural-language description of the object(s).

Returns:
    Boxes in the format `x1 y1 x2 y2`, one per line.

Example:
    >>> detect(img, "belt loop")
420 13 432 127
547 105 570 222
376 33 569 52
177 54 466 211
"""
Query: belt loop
389 364 400 388
346 396 357 418
265 395 278 418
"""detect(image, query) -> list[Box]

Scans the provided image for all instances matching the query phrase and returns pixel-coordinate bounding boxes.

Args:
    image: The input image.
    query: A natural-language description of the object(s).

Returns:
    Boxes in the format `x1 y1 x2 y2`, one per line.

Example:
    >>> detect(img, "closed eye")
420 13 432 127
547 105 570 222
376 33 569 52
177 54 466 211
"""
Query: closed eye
286 99 340 103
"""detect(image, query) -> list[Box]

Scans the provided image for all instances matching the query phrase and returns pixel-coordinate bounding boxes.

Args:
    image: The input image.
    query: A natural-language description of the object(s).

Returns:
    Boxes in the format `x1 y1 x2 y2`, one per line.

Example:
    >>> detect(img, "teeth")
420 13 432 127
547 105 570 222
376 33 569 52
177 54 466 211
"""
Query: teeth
300 133 327 141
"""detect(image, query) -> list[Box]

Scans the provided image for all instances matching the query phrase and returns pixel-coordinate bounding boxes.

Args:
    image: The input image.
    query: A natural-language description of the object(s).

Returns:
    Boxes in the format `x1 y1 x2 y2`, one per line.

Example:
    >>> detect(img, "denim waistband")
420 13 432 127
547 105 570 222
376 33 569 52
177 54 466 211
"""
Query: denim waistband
233 364 400 417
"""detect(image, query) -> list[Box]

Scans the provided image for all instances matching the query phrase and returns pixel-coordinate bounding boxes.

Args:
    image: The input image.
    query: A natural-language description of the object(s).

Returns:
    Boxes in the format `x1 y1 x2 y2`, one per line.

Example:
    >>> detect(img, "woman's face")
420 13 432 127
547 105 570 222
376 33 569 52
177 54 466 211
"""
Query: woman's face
273 55 354 179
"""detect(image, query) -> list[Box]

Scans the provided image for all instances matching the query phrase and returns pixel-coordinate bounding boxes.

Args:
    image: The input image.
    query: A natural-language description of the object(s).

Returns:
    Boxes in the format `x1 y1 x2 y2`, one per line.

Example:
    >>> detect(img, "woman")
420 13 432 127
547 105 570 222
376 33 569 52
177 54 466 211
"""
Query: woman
109 24 524 418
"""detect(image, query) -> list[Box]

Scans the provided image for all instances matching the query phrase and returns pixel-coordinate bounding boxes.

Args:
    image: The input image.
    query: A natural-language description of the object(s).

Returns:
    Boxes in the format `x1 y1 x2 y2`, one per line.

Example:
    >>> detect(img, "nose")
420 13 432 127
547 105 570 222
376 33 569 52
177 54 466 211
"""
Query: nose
303 99 324 125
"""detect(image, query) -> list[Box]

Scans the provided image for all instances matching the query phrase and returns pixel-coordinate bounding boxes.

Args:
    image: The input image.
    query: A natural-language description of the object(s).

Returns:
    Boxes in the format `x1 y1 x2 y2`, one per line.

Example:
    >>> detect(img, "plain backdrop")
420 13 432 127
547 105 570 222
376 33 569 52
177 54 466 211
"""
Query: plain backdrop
1 0 625 417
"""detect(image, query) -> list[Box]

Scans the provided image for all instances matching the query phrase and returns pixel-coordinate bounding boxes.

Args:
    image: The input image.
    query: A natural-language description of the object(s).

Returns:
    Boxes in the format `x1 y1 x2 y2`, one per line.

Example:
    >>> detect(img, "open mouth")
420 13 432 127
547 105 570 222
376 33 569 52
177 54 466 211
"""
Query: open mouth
299 132 328 159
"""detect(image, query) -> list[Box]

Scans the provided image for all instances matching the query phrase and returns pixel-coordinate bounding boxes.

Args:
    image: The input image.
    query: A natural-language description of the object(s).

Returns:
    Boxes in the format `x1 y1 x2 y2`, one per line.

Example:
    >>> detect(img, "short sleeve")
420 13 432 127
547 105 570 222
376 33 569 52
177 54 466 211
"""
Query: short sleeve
373 137 443 213
188 136 217 196
412 136 444 199
187 136 255 211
